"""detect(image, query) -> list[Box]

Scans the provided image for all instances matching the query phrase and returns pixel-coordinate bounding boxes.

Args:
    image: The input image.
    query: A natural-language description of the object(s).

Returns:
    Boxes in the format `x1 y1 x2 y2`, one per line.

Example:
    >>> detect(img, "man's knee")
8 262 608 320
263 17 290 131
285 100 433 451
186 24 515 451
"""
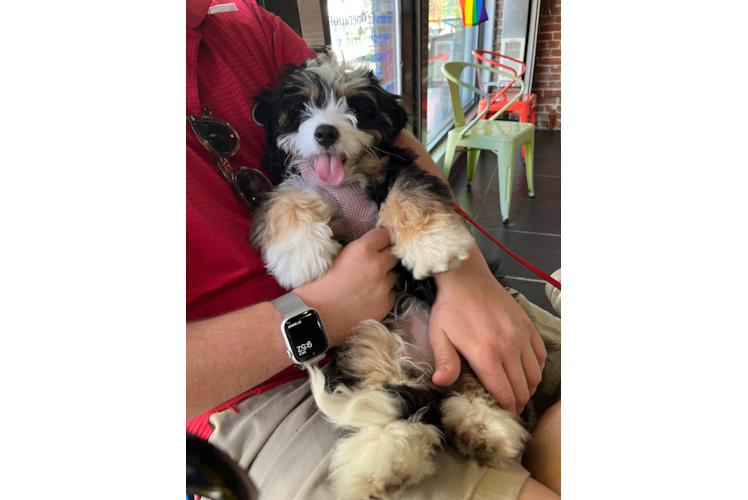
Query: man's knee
522 401 561 495
517 477 560 500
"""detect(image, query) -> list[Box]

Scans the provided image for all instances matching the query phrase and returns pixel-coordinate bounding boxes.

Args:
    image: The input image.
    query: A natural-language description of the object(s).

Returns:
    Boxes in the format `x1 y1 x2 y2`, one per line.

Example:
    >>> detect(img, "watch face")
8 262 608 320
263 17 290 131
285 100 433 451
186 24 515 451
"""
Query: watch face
284 310 329 363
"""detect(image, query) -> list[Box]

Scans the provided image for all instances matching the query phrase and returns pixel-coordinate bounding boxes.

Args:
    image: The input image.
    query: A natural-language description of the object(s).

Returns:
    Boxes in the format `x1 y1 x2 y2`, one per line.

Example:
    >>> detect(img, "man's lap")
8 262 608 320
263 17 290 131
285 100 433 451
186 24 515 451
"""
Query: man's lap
207 288 560 499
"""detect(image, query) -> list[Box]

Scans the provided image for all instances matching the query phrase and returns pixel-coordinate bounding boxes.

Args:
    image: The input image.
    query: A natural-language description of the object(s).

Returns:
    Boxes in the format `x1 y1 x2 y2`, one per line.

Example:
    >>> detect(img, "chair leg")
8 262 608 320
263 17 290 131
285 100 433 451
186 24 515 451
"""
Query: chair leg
496 146 516 224
467 148 480 186
525 136 535 198
520 107 530 163
443 134 458 182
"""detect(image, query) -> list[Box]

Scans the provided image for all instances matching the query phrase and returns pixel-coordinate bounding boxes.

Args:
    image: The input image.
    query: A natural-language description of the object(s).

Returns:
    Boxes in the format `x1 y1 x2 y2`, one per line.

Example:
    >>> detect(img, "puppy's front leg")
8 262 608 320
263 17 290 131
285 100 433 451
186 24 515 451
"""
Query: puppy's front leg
377 171 475 280
250 180 343 289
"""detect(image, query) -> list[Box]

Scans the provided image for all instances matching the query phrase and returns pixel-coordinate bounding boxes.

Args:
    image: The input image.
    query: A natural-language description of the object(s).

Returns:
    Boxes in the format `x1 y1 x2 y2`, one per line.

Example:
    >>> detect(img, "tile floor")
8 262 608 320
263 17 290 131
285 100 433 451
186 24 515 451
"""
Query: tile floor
446 130 561 316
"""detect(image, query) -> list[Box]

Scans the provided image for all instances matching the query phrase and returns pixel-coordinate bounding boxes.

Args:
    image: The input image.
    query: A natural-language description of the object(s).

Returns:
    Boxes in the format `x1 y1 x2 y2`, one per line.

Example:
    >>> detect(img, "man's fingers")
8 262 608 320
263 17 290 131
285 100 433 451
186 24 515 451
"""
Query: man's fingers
361 227 393 251
522 350 543 397
385 270 398 290
378 245 400 271
504 359 530 415
480 367 516 416
429 327 461 387
530 330 547 372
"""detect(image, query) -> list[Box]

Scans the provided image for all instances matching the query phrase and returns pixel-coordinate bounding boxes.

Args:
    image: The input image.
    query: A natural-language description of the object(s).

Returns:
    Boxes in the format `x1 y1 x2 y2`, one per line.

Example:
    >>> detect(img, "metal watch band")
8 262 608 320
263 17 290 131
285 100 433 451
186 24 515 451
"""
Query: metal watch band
270 292 308 317
271 292 326 369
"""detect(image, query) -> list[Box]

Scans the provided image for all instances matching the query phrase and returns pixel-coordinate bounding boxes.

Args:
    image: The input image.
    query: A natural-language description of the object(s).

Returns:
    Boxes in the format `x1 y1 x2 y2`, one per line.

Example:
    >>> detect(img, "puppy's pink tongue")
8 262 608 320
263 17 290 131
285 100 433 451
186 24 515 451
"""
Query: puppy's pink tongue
315 154 345 186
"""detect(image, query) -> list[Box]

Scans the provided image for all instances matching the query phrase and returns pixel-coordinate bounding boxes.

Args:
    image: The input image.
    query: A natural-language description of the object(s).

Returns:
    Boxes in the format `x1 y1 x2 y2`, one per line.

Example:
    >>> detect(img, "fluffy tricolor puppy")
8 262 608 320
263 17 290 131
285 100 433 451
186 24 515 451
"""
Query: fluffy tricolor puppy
251 54 529 500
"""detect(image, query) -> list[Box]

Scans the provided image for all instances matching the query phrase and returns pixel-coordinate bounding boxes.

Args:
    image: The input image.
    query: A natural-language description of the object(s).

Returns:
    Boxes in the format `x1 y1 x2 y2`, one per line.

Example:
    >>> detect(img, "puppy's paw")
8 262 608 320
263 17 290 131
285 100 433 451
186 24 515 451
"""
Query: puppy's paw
376 176 475 280
264 221 342 289
250 184 342 289
329 421 442 500
392 221 474 280
441 394 529 468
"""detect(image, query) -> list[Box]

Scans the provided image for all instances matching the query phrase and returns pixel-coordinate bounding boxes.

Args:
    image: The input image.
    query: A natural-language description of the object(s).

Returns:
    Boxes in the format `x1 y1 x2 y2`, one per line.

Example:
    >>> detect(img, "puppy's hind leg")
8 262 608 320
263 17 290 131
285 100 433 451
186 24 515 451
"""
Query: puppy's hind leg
250 179 344 289
308 318 444 500
309 367 442 500
377 170 475 280
440 361 530 468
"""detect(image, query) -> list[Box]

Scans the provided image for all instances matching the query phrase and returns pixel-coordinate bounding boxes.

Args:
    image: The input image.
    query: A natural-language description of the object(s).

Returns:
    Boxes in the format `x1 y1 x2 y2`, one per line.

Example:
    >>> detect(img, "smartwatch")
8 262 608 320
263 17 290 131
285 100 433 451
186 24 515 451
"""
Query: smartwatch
271 292 330 369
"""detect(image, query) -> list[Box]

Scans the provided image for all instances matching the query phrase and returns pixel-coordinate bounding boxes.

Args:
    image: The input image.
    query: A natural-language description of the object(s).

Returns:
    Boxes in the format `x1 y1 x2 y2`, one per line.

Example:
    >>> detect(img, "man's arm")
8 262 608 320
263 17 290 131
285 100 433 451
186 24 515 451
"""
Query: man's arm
392 130 547 415
187 228 398 421
187 301 290 421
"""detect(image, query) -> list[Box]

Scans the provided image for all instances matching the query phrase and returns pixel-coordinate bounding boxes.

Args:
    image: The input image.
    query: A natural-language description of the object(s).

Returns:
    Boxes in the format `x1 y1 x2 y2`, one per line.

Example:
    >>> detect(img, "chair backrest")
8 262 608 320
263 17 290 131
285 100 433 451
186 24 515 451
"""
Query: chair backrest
472 50 526 78
441 61 526 139
471 50 517 98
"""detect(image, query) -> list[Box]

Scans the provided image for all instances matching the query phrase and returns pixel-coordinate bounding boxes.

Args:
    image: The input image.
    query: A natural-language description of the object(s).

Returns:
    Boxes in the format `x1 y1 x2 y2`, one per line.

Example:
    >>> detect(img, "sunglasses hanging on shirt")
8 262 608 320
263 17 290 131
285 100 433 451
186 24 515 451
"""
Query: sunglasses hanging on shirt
187 107 273 214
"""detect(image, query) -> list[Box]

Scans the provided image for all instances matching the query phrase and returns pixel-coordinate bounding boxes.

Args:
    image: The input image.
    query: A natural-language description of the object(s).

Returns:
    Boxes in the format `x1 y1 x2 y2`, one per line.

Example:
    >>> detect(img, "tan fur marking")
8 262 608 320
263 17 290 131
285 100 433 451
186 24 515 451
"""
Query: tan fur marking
252 185 339 249
279 110 289 127
377 178 459 247
346 154 386 179
336 319 433 391
450 360 498 405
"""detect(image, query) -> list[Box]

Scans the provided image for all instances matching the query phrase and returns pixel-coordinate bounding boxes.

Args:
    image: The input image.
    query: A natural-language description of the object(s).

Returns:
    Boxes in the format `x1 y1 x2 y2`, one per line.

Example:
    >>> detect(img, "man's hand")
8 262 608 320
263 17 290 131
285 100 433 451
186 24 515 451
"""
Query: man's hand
391 129 546 415
430 246 547 415
295 228 399 347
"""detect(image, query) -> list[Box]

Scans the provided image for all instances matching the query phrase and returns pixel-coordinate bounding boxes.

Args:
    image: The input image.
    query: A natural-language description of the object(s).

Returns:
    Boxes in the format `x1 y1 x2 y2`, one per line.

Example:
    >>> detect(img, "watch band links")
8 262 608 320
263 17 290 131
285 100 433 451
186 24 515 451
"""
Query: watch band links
270 292 308 317
271 292 327 369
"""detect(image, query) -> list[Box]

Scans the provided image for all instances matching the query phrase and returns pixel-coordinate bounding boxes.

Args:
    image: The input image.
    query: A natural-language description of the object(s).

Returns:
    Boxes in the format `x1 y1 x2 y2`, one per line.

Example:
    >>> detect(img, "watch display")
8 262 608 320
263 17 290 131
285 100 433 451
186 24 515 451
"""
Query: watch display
284 310 329 363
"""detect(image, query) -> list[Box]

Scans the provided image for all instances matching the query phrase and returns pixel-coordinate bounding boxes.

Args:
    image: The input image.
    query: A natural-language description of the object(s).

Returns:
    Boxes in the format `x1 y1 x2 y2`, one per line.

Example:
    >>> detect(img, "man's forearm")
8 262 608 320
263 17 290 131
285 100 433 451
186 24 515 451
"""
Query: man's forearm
393 130 452 187
186 302 291 421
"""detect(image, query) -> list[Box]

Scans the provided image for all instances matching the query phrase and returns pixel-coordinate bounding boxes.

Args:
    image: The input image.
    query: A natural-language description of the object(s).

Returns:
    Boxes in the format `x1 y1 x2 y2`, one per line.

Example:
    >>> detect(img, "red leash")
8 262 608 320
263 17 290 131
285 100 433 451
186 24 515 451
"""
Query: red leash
452 203 561 290
452 203 748 291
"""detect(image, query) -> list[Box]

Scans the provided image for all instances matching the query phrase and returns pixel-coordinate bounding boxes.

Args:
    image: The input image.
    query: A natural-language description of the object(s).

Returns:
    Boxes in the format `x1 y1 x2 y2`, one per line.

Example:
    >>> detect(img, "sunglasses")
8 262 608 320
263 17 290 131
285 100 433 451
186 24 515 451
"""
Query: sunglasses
187 107 273 214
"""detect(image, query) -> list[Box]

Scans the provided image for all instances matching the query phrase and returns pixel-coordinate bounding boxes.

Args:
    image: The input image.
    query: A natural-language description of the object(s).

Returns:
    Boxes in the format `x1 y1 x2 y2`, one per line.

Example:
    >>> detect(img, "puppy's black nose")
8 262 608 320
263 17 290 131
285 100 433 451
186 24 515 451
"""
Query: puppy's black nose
314 125 339 147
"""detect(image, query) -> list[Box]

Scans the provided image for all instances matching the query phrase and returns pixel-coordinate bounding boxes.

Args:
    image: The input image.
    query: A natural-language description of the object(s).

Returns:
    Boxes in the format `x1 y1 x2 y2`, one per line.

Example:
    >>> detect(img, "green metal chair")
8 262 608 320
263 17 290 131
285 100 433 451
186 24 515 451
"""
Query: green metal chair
441 61 535 223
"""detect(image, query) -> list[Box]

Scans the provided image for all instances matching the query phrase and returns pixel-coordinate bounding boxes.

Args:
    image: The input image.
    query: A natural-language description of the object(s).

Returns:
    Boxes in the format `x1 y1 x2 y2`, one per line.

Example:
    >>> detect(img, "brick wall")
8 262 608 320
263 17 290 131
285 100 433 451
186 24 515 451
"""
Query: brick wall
491 0 561 130
533 0 561 129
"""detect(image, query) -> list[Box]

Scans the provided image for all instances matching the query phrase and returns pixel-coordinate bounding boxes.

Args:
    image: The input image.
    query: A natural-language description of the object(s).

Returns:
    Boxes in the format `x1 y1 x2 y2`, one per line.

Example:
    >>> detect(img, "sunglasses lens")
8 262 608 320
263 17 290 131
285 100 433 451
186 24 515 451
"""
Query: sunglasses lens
236 170 272 208
195 119 239 156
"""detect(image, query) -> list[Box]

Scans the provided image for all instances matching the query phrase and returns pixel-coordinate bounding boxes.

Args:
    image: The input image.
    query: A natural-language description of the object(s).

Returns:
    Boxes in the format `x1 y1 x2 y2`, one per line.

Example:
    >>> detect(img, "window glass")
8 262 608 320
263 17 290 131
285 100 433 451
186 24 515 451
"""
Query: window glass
327 0 402 94
427 0 480 148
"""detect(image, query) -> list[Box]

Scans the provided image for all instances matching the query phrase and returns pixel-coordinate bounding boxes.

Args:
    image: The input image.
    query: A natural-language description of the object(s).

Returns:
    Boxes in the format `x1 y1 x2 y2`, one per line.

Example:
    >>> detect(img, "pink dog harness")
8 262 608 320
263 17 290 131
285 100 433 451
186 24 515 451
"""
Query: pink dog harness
298 161 378 241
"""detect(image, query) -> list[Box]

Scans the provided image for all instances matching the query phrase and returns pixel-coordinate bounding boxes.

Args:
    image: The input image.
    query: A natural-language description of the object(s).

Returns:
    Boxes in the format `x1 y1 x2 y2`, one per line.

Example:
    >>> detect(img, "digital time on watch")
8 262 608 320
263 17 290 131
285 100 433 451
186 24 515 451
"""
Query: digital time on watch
271 292 329 368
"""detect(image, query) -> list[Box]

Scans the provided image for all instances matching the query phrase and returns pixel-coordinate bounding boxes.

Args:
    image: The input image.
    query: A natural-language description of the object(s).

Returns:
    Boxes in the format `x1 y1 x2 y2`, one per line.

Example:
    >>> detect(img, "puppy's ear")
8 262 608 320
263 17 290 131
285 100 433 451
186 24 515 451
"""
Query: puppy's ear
253 64 303 178
368 73 409 144
253 90 287 177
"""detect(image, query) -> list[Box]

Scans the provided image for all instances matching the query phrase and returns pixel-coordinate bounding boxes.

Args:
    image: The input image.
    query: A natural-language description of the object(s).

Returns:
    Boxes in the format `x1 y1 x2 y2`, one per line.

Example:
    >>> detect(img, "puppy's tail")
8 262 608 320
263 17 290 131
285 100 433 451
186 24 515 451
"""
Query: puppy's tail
308 366 401 428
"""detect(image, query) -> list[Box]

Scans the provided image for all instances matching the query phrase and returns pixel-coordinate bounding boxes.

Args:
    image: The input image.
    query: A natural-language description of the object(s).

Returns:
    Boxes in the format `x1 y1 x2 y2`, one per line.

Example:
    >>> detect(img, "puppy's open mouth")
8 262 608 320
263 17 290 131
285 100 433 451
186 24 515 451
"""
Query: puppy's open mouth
314 153 347 186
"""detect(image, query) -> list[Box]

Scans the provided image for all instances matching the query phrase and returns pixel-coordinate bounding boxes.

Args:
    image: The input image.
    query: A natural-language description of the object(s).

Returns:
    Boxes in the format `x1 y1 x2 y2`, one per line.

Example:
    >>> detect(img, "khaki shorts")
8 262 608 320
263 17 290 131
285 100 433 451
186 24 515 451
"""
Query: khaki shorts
208 288 560 500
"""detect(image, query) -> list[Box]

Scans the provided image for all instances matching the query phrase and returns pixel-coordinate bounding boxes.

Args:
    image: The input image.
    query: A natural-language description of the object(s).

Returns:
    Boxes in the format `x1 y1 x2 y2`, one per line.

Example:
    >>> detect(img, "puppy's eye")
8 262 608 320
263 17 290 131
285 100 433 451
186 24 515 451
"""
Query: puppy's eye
348 97 378 118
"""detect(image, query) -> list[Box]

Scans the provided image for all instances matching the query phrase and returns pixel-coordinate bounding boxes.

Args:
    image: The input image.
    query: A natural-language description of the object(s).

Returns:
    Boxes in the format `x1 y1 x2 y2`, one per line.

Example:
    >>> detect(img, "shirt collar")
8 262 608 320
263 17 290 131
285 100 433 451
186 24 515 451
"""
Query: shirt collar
187 0 211 29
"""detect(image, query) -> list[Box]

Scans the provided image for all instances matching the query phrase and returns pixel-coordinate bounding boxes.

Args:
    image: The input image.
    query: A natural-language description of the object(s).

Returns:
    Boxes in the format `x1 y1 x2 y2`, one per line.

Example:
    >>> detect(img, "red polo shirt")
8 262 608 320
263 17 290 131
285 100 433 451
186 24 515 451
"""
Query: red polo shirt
186 0 318 439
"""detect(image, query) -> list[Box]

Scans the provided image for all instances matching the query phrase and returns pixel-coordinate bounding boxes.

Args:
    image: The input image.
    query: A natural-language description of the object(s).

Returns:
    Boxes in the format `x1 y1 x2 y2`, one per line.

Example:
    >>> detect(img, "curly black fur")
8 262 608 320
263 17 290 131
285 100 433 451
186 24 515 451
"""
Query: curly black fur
386 384 443 426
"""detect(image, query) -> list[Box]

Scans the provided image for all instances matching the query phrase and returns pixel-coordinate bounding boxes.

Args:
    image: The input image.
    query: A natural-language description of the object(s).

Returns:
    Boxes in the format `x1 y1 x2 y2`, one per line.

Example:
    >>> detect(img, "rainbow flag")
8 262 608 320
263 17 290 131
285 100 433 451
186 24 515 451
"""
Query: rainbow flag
459 0 488 27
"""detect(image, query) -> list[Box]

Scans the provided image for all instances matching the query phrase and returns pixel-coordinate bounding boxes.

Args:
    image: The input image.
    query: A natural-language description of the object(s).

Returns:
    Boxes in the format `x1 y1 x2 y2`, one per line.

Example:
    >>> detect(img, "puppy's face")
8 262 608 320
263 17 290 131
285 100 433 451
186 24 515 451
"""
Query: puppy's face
254 54 408 184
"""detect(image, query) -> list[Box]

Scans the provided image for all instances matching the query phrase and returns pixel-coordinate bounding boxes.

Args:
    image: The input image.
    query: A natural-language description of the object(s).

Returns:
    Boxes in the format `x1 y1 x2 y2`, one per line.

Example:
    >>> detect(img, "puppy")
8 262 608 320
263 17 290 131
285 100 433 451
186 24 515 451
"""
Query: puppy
251 54 529 500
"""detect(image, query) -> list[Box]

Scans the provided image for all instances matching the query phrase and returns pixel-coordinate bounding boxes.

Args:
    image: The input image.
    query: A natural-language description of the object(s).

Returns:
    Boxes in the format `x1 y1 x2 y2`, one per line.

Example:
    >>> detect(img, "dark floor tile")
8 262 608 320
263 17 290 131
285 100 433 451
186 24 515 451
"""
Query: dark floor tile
473 229 560 281
453 174 560 233
513 174 561 202
526 155 561 177
533 131 561 158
